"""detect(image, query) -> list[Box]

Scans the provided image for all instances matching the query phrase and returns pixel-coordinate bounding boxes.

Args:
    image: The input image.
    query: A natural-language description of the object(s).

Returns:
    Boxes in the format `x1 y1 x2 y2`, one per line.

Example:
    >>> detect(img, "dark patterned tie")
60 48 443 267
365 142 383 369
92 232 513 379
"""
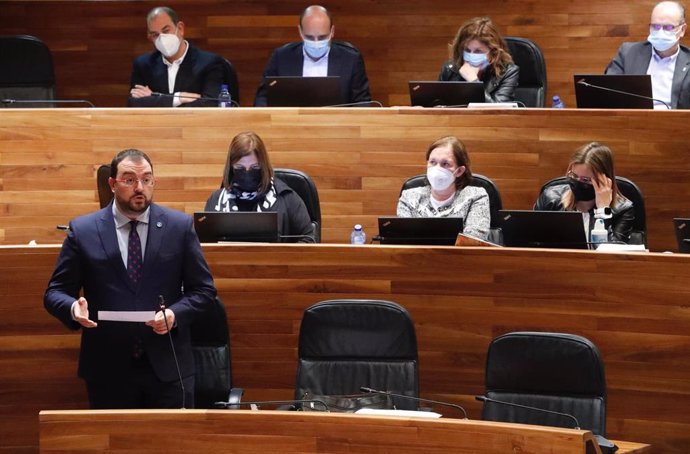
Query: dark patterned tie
127 220 142 284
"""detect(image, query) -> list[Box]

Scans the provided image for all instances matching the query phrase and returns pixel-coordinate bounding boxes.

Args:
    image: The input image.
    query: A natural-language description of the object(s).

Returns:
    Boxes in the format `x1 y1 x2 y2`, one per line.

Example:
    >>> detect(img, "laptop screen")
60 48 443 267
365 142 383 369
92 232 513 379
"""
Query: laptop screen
498 210 588 249
673 218 690 253
408 81 485 107
265 76 343 107
193 211 279 243
574 74 654 109
376 217 464 245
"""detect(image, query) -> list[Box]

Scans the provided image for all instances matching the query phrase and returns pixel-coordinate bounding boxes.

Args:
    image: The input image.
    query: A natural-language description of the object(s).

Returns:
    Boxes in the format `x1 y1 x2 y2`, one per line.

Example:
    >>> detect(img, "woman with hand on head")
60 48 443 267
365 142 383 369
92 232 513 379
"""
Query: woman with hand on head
205 131 314 242
535 142 634 243
397 135 490 240
439 16 519 103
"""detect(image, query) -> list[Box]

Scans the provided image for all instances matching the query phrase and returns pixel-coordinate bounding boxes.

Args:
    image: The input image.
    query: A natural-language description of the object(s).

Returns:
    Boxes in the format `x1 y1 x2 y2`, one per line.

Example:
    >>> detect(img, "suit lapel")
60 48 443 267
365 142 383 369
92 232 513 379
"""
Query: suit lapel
327 45 341 77
632 42 653 74
96 205 134 290
152 56 169 94
671 48 690 108
140 204 166 285
293 44 305 76
174 45 196 93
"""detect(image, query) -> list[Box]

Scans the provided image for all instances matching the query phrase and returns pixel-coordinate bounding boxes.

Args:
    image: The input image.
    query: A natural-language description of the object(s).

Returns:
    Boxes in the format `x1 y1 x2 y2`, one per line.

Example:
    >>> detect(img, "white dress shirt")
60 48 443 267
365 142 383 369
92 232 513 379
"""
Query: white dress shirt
647 46 679 109
161 40 190 107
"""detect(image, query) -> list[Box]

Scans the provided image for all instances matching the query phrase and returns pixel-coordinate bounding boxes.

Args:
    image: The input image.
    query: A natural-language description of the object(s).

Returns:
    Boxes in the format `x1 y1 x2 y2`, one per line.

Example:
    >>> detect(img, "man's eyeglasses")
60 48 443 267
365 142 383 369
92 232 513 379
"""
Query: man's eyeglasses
566 171 593 185
115 176 155 187
649 22 684 32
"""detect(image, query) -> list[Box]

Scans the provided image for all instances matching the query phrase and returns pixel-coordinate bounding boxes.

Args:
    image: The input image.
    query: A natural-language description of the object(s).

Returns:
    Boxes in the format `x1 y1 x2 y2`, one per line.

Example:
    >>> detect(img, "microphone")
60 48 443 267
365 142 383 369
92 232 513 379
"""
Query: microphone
360 386 468 419
475 395 579 429
159 295 186 409
1 98 95 107
576 78 671 110
323 100 383 107
150 92 240 107
277 233 317 242
213 399 330 411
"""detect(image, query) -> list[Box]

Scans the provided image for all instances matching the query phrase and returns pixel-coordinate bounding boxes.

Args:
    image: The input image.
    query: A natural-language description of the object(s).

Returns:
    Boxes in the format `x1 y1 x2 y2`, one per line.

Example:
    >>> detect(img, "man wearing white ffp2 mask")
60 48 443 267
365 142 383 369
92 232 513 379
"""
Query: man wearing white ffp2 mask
396 136 491 241
128 6 237 107
253 4 372 106
606 1 690 109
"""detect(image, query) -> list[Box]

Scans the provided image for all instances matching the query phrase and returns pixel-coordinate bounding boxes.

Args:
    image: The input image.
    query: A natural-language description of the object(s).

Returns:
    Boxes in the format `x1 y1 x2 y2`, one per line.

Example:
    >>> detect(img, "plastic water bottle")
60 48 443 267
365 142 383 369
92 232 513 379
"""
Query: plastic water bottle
551 95 565 109
218 84 232 108
590 218 607 249
350 224 366 245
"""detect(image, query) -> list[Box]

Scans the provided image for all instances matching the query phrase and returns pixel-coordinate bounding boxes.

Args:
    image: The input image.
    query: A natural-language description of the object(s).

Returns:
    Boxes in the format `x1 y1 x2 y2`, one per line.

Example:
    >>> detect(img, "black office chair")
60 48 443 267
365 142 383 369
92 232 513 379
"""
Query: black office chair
295 299 419 410
480 331 607 436
221 57 240 105
190 296 243 408
97 164 113 208
505 37 547 108
274 168 322 243
0 35 56 107
400 173 504 243
538 176 647 246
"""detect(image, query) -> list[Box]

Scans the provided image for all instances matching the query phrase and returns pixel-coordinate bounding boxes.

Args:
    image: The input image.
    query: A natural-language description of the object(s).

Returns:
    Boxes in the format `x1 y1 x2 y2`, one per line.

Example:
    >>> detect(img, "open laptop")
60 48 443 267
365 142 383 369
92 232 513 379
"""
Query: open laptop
673 218 690 253
574 74 654 109
498 210 588 249
375 217 464 245
265 76 343 107
408 81 484 107
193 211 279 243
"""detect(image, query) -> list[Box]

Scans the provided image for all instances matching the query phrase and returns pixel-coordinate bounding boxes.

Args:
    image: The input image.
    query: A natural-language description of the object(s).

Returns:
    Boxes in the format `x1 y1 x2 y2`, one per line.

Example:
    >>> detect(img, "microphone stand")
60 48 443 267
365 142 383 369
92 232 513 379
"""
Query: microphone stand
577 79 671 110
360 386 468 419
1 98 96 107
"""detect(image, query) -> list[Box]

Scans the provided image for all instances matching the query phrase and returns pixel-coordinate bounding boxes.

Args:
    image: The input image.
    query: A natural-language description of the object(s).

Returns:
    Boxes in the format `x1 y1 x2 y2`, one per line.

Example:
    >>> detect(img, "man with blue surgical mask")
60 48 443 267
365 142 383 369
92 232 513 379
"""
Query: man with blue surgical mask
253 5 371 106
128 6 238 107
606 1 690 109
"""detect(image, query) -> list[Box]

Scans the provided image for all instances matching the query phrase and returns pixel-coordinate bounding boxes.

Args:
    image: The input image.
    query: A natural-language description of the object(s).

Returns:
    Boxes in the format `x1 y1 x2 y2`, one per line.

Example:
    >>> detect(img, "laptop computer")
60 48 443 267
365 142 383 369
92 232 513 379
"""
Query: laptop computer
498 210 588 249
376 217 464 245
265 76 343 107
408 81 485 107
193 211 279 243
574 74 654 109
673 218 690 253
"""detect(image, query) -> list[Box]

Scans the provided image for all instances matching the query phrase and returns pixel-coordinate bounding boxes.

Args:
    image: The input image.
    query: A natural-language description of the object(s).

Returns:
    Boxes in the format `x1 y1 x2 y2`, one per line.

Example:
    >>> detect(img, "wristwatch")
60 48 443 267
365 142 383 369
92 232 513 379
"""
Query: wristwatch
594 207 612 219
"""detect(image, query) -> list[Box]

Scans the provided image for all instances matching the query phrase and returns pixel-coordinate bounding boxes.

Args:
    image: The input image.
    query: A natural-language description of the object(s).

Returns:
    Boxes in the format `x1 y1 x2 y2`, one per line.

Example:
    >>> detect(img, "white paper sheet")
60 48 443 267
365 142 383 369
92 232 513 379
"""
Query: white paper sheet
354 408 442 418
98 310 156 322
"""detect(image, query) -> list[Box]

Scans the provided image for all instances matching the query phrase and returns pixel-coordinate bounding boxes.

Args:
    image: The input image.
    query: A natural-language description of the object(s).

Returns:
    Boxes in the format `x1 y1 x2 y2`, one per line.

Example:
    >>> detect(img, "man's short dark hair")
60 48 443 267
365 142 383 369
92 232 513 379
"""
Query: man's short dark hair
110 149 154 178
147 6 179 25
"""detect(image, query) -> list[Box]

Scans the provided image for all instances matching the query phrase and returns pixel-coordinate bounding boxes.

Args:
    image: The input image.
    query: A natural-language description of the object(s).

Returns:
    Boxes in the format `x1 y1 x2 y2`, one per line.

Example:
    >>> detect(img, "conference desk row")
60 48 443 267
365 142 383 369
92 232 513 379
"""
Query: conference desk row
1 107 690 251
2 243 689 453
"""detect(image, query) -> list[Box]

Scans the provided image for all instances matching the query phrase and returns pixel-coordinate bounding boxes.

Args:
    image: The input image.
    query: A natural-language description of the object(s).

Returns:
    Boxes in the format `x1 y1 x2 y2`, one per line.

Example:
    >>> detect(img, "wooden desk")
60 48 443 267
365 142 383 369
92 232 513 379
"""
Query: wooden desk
1 244 688 452
1 108 690 250
38 409 651 454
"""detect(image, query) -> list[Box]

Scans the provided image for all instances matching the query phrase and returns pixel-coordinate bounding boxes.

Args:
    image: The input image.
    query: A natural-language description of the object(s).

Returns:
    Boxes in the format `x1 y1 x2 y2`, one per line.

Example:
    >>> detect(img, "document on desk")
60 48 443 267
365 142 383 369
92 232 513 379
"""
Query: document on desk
98 311 156 322
355 408 442 418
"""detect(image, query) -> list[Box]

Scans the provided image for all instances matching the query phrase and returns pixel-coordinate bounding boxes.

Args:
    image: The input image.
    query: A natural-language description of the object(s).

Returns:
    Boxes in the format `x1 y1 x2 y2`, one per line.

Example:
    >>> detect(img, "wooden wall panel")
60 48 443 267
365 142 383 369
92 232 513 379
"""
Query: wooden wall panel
2 245 689 453
0 0 663 107
1 108 690 251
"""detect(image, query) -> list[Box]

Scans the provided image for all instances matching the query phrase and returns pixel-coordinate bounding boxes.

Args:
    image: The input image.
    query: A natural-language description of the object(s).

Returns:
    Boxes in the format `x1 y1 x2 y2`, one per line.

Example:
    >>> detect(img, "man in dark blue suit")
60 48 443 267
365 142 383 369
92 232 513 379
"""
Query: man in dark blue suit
128 6 238 107
254 5 371 107
44 149 217 409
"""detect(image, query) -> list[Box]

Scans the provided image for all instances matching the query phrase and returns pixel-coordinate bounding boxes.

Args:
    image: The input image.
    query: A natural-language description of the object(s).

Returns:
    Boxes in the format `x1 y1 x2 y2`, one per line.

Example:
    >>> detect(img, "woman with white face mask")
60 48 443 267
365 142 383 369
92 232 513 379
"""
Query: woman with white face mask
438 17 519 103
397 136 491 240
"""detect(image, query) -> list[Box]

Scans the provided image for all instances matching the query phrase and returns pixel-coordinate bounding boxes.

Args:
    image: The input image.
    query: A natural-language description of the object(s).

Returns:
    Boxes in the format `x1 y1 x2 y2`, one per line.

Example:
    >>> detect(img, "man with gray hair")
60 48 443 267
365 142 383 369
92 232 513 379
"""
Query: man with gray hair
606 1 690 108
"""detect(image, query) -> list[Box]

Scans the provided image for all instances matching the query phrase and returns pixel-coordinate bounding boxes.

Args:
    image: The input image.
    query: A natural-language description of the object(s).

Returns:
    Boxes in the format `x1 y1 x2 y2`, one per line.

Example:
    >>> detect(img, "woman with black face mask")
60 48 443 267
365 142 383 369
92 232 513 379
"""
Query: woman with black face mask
204 131 314 242
534 142 635 244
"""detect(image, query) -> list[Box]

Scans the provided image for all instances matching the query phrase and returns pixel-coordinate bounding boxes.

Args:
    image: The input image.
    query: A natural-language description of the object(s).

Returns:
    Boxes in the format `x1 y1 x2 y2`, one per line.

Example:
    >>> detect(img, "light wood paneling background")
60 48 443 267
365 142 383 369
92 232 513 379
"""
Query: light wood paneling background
1 108 689 251
0 0 662 107
2 244 689 453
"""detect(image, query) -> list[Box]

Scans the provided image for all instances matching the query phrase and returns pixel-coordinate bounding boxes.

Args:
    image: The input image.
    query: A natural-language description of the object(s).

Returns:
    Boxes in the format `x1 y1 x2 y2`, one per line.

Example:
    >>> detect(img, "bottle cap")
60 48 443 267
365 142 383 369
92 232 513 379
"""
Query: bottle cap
354 224 362 230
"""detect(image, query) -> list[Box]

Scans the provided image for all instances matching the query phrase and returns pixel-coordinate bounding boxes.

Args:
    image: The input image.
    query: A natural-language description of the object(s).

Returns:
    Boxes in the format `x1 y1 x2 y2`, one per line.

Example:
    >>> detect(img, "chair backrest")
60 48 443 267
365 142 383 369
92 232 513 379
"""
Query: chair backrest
221 57 240 105
274 168 322 242
538 176 647 245
482 331 607 436
296 299 419 410
190 296 233 408
97 164 113 208
0 35 56 107
401 173 504 229
504 37 547 108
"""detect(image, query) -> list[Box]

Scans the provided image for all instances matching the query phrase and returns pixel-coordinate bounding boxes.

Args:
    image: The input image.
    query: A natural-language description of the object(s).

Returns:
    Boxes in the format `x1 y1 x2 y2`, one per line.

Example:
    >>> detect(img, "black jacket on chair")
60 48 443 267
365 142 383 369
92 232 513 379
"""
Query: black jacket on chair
254 41 371 107
438 60 520 103
534 184 635 244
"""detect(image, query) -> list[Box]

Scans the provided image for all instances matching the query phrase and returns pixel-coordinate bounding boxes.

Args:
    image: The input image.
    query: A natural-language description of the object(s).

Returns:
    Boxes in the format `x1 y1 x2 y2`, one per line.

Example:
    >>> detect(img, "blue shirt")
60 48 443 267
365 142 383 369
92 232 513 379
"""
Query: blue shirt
647 46 679 109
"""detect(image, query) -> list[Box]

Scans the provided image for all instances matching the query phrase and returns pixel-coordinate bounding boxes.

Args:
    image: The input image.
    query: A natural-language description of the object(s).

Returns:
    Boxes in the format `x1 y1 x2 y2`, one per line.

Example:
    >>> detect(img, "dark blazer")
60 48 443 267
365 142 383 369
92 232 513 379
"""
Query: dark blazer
204 178 315 243
128 44 230 107
254 41 371 107
438 60 520 103
605 41 690 109
534 183 635 243
44 203 216 382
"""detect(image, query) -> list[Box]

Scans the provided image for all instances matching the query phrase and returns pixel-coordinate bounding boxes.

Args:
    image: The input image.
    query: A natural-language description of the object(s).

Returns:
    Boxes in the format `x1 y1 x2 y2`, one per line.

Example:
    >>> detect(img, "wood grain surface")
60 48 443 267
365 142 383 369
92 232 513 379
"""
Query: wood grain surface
1 244 688 453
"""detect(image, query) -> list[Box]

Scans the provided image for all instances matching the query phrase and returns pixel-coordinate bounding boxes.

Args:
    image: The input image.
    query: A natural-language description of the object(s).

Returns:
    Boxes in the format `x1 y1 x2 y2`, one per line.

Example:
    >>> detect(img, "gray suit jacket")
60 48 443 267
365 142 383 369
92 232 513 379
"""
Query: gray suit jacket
605 41 690 108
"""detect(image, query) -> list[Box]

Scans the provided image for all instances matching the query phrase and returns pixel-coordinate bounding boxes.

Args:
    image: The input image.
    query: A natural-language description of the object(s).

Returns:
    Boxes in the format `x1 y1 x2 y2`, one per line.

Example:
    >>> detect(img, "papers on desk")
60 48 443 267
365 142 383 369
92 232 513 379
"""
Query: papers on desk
595 244 647 252
355 408 442 418
98 311 155 322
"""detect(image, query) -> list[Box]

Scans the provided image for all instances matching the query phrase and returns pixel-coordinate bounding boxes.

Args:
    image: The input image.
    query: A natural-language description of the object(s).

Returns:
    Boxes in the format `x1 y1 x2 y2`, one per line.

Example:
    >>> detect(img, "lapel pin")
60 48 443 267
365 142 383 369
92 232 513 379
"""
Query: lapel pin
156 222 163 228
